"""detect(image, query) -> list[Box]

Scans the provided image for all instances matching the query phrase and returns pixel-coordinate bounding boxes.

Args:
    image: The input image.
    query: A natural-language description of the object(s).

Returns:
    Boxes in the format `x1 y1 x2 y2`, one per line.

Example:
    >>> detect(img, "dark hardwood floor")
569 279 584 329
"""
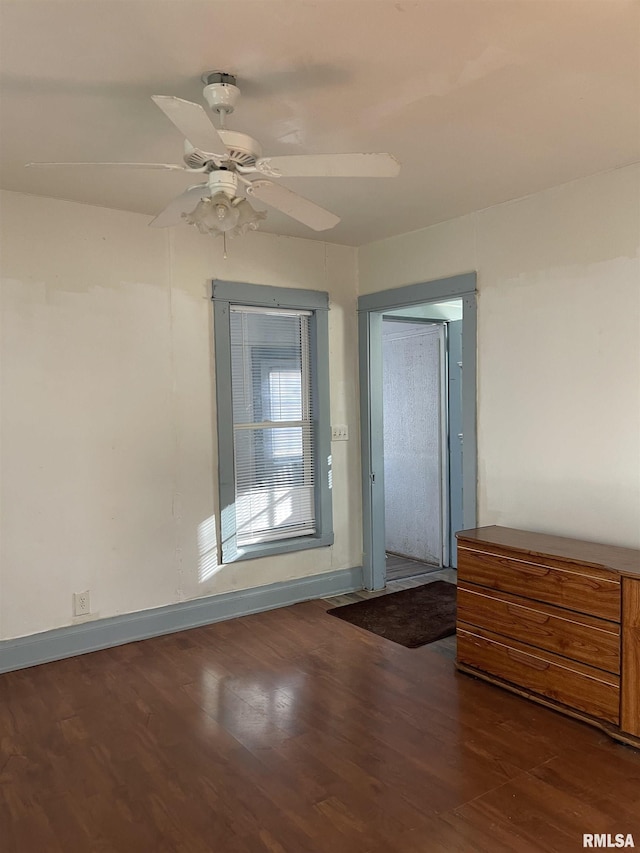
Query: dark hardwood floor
2 594 640 852
385 552 441 581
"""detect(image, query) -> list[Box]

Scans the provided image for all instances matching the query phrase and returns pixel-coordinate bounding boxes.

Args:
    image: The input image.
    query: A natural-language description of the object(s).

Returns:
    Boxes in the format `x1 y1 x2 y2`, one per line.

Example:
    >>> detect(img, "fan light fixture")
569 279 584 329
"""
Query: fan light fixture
183 194 266 238
184 193 238 234
181 169 267 254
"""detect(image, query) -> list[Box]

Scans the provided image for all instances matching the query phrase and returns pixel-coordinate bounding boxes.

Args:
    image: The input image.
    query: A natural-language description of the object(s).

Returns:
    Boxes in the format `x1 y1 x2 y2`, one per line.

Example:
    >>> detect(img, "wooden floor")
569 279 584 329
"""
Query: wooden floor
385 552 441 581
2 593 640 852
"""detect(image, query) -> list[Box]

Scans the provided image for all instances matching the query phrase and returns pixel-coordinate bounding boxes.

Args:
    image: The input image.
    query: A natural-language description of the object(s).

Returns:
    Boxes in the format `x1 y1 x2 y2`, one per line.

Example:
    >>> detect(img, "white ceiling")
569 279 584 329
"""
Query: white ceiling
1 0 638 246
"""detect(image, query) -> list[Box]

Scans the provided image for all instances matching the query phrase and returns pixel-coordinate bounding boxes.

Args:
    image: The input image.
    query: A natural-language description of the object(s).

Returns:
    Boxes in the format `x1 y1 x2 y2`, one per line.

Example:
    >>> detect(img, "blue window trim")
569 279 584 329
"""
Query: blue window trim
212 280 334 563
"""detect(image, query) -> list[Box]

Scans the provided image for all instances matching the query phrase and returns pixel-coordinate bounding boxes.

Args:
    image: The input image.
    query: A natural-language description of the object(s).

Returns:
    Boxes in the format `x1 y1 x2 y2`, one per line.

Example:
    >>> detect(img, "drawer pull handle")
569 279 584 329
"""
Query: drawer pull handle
507 648 550 671
510 564 551 578
506 604 550 625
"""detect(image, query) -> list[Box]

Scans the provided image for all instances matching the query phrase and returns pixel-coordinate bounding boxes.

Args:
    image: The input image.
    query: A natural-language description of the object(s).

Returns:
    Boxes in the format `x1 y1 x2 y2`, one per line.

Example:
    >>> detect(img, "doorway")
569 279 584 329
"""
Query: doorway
382 319 446 578
358 273 477 591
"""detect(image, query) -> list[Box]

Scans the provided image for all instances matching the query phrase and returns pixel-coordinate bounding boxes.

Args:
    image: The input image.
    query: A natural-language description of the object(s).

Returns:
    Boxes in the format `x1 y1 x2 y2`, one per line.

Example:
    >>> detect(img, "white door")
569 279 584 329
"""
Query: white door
382 320 444 566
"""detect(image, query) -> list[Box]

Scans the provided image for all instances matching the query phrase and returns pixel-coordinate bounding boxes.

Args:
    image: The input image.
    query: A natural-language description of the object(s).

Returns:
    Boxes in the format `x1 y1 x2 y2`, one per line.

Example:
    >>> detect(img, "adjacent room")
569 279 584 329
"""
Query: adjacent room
1 1 639 851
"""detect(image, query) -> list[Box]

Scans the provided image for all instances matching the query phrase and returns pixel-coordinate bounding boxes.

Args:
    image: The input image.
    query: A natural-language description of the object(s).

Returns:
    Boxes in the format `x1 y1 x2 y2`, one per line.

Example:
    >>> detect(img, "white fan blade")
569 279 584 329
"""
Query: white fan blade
254 153 400 178
245 180 340 231
149 185 210 228
26 161 189 170
152 96 227 157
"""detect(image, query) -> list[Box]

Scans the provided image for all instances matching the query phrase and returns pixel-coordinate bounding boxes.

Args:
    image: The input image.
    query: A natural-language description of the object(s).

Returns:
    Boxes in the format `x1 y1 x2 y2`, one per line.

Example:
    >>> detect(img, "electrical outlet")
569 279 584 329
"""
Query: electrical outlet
73 591 90 617
331 425 349 441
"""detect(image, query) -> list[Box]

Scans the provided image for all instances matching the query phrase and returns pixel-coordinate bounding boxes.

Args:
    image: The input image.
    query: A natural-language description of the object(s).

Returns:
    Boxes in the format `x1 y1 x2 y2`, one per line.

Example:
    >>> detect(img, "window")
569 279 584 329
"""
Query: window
230 307 314 545
213 281 333 562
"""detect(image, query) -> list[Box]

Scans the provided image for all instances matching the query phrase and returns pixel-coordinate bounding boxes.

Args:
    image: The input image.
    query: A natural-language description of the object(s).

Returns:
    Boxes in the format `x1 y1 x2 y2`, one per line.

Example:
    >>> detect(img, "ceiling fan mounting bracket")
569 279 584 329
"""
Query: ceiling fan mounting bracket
201 71 240 117
201 71 237 87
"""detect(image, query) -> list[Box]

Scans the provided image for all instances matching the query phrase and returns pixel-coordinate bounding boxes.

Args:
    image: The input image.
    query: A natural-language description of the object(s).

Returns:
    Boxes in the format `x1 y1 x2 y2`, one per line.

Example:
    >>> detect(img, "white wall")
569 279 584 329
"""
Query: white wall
3 164 638 642
360 165 640 550
0 190 361 640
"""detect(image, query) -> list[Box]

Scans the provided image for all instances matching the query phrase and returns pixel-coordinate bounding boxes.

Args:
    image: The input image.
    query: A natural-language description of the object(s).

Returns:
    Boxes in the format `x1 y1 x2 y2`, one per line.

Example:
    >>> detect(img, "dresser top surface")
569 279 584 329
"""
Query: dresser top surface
456 526 640 577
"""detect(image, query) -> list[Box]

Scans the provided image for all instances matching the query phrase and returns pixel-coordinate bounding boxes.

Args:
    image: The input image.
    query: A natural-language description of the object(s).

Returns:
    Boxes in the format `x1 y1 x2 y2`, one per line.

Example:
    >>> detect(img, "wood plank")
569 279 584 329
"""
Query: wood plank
386 553 441 581
457 623 620 724
621 577 640 737
449 765 640 852
457 582 620 673
457 545 620 621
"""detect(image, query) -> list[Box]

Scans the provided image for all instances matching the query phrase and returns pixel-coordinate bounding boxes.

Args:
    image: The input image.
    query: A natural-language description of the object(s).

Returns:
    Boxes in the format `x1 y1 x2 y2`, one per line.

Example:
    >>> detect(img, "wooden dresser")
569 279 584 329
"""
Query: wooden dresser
456 526 640 748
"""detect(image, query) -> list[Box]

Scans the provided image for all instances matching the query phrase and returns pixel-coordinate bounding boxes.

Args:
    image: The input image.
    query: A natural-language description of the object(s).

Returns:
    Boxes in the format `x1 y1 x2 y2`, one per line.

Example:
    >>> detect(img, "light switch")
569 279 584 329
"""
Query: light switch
331 425 349 441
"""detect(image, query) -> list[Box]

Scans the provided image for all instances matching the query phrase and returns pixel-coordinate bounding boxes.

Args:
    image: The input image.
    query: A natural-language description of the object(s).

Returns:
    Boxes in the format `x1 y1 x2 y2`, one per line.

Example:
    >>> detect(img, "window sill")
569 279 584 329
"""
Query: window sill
224 533 334 564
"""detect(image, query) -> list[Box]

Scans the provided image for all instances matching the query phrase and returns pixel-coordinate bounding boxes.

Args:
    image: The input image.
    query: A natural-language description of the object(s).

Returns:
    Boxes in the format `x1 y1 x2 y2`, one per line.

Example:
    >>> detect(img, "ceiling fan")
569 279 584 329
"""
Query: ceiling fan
27 71 401 239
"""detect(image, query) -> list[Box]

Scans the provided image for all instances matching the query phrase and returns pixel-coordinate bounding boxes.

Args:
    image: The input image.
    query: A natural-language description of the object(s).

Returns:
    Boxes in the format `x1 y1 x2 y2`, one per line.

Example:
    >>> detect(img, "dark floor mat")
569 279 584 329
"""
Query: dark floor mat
326 581 456 648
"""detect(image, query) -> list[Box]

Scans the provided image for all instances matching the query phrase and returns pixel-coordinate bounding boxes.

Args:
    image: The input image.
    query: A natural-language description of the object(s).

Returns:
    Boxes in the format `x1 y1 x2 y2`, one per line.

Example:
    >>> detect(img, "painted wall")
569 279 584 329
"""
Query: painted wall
3 163 638 642
0 190 361 640
360 165 640 549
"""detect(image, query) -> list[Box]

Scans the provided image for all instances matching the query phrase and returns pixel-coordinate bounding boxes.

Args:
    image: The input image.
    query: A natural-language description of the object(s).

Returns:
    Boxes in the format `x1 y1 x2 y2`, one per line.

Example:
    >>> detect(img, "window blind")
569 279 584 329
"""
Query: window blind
230 306 315 546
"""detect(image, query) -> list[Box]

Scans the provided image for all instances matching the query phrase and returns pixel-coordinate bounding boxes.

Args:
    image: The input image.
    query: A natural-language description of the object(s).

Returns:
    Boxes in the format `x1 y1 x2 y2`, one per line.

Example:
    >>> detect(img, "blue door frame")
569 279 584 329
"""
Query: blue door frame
357 273 477 591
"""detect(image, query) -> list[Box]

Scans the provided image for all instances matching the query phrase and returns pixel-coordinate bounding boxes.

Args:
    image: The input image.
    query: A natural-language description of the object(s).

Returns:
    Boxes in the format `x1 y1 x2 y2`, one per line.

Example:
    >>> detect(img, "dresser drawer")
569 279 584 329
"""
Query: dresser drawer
457 582 620 674
457 543 620 621
457 623 620 724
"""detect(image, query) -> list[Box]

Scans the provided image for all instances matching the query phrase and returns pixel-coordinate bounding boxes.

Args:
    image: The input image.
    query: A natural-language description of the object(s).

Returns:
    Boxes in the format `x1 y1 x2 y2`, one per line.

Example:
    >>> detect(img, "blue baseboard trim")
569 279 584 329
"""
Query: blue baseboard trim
0 566 363 674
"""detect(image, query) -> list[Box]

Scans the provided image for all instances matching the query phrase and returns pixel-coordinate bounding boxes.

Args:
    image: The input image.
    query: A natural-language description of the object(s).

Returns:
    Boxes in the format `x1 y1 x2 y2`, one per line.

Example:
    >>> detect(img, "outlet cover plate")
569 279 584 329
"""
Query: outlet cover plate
73 591 90 617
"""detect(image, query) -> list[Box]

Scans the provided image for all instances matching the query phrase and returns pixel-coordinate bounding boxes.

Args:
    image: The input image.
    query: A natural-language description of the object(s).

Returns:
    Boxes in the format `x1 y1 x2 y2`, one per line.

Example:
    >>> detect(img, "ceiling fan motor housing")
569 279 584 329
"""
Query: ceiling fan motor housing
183 132 262 170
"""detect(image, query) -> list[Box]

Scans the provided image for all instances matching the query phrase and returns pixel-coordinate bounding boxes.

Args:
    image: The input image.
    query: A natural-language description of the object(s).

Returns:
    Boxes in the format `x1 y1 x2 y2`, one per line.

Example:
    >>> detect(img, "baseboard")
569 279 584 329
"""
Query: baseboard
0 566 363 674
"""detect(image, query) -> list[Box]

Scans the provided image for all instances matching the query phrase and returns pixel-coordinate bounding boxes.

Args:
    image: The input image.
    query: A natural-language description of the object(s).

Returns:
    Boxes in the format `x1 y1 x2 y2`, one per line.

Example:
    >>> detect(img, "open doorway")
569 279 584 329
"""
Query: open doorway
382 316 451 580
358 273 477 591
